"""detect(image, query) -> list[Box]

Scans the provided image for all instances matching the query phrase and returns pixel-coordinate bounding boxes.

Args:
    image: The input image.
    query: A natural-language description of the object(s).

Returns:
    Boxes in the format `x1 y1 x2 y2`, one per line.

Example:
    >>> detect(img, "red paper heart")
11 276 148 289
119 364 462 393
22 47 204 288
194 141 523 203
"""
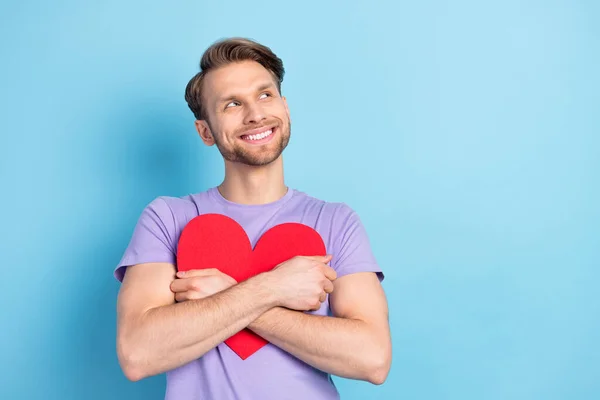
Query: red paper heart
176 213 326 360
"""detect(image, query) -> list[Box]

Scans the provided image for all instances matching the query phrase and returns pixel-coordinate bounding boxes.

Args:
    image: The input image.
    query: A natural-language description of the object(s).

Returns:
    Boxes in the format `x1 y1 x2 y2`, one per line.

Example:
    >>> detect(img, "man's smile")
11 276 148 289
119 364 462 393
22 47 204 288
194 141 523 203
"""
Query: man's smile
239 126 277 144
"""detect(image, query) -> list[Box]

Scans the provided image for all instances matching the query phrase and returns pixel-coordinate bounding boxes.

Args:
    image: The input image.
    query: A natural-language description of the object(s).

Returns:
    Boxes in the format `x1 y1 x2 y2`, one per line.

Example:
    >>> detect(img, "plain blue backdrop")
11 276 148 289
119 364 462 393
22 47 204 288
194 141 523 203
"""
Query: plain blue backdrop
1 0 598 399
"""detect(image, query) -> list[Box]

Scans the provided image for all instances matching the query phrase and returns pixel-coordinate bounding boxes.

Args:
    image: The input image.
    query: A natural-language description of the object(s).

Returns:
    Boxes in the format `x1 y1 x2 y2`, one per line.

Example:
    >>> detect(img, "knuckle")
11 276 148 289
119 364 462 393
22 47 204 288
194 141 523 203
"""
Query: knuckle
190 279 202 291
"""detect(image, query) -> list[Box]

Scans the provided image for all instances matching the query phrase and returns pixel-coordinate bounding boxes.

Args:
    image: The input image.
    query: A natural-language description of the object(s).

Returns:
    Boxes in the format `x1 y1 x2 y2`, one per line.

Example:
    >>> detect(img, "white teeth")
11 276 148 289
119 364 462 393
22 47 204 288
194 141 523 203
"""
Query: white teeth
244 129 272 141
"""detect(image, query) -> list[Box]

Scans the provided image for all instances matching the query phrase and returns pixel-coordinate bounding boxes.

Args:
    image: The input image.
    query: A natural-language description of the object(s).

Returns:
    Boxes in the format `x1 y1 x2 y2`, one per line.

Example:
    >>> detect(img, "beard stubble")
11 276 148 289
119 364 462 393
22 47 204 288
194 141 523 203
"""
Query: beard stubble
210 117 291 167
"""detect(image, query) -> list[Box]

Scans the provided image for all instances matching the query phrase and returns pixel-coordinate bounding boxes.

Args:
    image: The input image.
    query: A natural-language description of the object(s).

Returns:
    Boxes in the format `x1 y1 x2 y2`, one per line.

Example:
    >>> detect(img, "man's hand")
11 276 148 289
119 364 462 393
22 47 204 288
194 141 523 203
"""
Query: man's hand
266 254 336 311
170 254 336 310
170 268 237 302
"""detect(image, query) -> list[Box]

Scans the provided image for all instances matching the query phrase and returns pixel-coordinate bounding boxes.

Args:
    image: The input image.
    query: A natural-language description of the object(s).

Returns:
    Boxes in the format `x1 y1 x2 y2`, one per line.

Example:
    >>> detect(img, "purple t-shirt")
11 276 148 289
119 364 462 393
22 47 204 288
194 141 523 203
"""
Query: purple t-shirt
114 186 384 400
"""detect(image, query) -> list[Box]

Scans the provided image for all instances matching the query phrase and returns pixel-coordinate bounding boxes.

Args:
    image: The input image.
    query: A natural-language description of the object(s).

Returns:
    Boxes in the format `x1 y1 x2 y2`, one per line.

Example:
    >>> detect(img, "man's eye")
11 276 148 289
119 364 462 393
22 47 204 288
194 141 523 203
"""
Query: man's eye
226 101 239 108
259 92 271 99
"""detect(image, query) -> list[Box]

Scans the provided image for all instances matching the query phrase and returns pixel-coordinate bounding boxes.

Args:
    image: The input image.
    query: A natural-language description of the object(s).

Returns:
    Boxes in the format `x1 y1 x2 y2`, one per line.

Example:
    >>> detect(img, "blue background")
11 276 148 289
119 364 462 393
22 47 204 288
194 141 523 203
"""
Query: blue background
1 1 598 399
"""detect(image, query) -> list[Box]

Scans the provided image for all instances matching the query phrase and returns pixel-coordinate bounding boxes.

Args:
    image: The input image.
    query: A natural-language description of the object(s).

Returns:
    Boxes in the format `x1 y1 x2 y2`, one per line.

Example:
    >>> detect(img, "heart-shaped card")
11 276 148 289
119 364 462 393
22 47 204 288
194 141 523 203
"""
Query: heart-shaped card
176 213 326 359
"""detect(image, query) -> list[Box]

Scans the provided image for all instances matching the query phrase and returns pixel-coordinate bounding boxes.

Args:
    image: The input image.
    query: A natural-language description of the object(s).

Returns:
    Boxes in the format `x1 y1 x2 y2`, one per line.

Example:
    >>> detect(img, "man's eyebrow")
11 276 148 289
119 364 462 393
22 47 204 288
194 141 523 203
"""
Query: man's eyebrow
216 82 277 104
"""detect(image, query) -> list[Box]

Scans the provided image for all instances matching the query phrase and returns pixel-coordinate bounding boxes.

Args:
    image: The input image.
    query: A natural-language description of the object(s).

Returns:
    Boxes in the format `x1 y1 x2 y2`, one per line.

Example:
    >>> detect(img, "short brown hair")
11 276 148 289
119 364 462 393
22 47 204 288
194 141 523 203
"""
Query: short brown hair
184 37 285 121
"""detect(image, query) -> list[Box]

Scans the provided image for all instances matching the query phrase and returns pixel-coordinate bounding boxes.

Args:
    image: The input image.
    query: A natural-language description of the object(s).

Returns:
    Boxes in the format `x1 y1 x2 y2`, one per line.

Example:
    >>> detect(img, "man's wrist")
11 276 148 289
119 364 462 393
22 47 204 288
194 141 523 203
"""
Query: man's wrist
245 271 281 309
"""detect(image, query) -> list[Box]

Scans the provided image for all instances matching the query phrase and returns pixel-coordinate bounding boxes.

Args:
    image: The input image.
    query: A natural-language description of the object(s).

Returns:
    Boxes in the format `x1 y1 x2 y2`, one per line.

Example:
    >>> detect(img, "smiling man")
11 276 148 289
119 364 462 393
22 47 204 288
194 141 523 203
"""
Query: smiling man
114 37 391 400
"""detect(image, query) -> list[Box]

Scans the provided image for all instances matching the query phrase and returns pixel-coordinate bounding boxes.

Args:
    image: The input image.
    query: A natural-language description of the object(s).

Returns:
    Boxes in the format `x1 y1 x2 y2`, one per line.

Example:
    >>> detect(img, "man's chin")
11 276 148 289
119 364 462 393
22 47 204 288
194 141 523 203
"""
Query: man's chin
217 132 289 167
235 143 287 166
236 153 282 167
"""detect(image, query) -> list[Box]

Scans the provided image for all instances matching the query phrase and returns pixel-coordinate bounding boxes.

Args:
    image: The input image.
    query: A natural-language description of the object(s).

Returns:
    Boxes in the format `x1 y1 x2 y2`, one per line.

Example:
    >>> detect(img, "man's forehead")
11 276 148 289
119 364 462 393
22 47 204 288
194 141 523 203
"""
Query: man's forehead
204 62 276 100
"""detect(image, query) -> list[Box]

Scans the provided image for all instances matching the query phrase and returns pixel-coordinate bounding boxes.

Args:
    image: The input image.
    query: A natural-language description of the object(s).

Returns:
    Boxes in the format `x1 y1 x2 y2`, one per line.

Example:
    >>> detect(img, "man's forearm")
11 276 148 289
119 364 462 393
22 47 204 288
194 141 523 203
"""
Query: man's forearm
248 307 390 384
119 275 276 380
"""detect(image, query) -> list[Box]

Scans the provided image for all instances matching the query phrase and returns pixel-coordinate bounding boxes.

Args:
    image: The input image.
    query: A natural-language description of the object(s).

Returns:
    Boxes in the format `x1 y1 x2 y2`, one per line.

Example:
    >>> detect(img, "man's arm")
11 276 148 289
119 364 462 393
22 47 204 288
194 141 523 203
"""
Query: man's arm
116 256 334 382
116 262 278 381
248 272 392 384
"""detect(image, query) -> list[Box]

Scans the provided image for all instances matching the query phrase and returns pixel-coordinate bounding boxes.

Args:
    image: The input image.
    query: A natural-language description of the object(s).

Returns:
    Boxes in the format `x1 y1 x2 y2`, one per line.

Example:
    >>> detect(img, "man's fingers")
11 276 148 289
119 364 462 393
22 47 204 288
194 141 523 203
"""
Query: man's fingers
176 268 220 278
177 268 237 283
175 292 189 302
323 279 334 294
170 276 207 293
175 291 202 302
319 291 327 303
170 278 192 293
227 276 238 285
321 265 337 281
304 254 333 263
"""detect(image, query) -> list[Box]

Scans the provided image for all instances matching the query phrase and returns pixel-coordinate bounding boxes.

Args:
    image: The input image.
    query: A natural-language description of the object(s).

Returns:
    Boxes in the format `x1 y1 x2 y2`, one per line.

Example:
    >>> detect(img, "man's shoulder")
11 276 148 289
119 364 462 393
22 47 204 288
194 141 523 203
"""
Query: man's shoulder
291 188 357 219
135 190 212 229
146 189 210 211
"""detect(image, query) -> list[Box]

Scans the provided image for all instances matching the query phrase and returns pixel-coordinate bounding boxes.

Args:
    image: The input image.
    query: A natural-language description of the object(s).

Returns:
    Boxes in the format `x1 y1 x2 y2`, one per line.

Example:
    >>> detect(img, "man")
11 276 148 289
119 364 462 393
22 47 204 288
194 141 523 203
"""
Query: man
114 37 391 400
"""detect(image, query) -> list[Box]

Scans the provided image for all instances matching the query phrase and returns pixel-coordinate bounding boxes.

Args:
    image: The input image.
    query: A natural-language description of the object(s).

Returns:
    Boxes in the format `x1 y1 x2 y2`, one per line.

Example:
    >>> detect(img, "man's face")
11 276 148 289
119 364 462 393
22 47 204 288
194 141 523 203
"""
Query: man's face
198 60 291 166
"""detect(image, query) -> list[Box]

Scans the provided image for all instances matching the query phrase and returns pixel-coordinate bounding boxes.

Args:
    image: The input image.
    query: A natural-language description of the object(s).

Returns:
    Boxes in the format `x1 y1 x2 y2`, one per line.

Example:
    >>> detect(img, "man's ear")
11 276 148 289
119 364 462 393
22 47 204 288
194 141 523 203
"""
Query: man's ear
195 120 215 146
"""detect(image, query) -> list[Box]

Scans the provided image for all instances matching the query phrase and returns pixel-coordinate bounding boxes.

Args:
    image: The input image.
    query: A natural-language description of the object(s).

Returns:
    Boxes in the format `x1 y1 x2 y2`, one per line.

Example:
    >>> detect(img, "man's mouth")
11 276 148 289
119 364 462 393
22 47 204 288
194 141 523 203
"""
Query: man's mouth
239 126 276 144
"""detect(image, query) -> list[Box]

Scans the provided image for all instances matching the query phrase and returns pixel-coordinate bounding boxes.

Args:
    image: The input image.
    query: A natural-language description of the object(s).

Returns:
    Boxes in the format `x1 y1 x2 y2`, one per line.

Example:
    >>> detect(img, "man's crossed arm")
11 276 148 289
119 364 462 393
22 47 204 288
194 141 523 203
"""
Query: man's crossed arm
116 256 391 384
248 271 391 384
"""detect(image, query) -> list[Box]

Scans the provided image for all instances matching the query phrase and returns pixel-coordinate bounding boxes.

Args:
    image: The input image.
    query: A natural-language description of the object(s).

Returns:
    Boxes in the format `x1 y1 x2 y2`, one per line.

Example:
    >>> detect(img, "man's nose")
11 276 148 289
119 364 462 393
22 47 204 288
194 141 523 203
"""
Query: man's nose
243 102 266 125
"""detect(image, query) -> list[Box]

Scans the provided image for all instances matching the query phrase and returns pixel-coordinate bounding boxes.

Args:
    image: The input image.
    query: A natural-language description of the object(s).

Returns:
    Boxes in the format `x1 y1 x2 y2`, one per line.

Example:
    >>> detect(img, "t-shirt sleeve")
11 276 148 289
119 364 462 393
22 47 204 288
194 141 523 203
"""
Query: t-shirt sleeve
113 197 177 282
330 204 384 282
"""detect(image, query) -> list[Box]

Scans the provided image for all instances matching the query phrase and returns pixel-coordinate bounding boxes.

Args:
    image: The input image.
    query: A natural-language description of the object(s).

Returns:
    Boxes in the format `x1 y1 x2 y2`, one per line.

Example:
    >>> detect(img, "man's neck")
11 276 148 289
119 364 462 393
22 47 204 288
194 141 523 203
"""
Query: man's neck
218 156 287 205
